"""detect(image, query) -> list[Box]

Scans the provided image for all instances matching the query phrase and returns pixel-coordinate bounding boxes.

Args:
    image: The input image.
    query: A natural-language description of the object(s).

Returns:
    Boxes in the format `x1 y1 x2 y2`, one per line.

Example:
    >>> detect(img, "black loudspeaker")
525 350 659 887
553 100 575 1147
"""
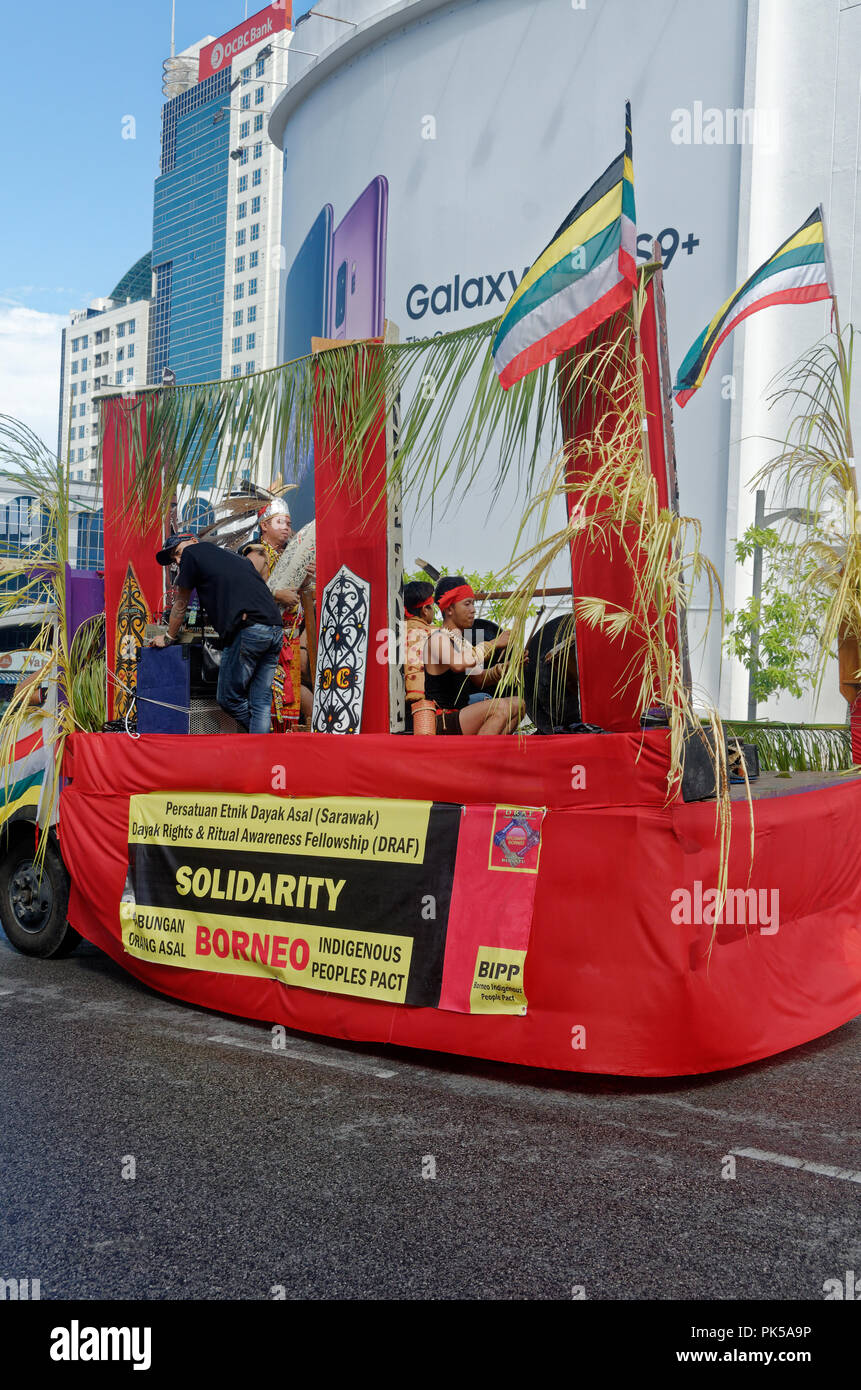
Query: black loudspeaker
136 647 237 735
136 647 188 734
681 725 721 801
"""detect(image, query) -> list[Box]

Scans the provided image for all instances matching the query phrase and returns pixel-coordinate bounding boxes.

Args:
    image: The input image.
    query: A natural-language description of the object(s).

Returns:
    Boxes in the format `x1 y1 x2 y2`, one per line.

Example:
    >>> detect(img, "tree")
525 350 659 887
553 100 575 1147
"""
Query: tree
725 524 829 704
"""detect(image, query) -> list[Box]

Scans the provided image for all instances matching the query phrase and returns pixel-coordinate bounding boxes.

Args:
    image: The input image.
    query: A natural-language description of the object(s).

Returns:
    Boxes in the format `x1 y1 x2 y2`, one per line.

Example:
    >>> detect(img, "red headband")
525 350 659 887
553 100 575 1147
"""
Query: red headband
437 584 474 610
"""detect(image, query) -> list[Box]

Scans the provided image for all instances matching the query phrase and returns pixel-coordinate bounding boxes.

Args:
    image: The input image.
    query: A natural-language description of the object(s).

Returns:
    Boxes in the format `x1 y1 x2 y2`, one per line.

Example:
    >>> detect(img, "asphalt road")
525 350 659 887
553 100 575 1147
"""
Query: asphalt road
0 932 859 1301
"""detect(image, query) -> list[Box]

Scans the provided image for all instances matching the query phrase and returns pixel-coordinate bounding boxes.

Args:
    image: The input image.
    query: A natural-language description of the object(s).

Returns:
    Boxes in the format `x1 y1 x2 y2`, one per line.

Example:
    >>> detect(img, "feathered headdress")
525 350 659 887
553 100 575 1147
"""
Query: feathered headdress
193 479 297 552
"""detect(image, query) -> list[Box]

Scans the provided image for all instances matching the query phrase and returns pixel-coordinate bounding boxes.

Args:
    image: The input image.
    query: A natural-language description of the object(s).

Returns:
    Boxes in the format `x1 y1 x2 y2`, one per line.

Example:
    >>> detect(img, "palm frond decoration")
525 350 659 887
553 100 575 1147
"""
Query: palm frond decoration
114 314 648 529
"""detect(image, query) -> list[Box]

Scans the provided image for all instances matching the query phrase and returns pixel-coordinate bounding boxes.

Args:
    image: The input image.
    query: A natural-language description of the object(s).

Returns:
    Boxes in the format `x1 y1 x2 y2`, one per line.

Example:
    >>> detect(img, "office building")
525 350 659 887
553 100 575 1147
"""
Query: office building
150 7 291 401
57 254 152 486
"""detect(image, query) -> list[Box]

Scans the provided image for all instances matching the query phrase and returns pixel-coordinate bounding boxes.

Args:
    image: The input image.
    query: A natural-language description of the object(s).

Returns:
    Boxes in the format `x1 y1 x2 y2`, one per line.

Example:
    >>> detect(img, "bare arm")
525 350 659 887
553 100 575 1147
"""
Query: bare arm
426 629 479 674
469 662 505 691
151 588 191 646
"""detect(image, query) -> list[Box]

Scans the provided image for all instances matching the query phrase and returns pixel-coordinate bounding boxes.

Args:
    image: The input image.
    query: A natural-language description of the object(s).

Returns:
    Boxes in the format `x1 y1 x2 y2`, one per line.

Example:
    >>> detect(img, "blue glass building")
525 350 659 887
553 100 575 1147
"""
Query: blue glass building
149 69 232 389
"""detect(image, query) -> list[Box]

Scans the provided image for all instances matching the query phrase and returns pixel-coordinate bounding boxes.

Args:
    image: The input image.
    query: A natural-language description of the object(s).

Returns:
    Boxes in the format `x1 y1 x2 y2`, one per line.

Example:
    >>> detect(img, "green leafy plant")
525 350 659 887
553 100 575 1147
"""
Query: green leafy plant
68 614 106 732
753 327 859 703
725 524 830 703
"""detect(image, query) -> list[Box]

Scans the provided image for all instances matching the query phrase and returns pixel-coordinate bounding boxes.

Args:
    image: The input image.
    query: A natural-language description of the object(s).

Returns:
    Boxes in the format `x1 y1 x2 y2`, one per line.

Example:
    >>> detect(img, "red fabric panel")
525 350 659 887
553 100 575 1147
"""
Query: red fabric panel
562 286 679 730
852 698 861 765
59 731 861 1076
561 309 642 731
437 805 543 1012
101 395 164 718
312 351 390 733
60 729 671 807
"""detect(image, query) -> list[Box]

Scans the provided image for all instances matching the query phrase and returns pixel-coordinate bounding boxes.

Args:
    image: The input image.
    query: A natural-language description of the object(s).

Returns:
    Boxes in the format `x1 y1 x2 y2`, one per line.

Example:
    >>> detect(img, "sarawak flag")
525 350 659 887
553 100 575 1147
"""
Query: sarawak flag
492 102 637 390
674 206 835 407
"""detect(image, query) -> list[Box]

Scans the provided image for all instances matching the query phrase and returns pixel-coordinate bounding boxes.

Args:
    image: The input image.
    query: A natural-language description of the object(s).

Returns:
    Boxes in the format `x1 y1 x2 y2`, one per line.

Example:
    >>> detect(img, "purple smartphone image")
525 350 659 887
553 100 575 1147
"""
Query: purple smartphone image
328 175 389 340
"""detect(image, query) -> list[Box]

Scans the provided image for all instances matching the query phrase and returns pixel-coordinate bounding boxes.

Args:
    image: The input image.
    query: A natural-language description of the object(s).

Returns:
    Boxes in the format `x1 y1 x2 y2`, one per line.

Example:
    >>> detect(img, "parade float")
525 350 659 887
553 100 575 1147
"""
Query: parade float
2 118 860 1078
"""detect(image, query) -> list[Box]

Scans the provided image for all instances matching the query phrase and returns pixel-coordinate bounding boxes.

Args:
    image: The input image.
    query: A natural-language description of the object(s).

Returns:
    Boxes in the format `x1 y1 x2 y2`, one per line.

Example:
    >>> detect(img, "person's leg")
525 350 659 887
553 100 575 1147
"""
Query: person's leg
217 630 251 730
458 696 524 734
246 625 284 734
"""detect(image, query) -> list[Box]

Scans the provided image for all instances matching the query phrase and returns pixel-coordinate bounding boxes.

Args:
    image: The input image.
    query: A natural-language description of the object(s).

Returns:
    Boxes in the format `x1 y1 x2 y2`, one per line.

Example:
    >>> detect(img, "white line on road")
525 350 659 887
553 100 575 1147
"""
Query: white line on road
207 1033 397 1080
732 1147 861 1183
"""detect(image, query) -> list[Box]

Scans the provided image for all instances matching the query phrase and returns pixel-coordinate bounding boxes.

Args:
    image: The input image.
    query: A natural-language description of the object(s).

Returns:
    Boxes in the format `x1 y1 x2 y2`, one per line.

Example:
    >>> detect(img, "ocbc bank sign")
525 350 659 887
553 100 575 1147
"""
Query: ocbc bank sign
198 5 289 81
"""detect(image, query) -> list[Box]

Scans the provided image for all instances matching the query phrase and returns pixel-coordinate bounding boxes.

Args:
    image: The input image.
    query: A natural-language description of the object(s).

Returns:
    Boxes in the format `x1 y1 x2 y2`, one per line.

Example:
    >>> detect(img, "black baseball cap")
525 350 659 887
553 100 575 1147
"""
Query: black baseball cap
155 532 196 565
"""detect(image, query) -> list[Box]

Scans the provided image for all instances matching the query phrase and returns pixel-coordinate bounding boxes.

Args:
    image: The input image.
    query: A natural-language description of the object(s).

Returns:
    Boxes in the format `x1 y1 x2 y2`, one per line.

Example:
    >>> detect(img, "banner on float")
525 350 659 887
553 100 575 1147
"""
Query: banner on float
120 793 545 1015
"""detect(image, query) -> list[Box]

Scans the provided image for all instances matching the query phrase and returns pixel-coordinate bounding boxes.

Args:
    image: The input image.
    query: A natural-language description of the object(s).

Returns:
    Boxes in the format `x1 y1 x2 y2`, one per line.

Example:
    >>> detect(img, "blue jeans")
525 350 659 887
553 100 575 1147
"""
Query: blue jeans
217 623 283 733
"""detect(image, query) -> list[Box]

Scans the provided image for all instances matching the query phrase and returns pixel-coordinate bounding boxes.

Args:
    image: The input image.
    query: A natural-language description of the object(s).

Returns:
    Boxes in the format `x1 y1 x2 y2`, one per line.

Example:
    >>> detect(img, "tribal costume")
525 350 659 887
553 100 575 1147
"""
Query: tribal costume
405 617 430 705
261 534 303 730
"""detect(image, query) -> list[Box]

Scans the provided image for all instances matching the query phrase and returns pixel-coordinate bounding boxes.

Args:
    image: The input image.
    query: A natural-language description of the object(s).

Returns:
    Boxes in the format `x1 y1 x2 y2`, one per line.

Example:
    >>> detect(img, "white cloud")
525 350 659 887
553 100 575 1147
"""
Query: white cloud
0 303 66 453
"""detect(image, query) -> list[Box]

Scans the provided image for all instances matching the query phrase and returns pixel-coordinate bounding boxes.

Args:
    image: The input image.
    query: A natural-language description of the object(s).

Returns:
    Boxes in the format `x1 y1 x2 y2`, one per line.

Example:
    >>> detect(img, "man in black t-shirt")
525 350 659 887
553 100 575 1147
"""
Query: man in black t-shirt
151 533 283 733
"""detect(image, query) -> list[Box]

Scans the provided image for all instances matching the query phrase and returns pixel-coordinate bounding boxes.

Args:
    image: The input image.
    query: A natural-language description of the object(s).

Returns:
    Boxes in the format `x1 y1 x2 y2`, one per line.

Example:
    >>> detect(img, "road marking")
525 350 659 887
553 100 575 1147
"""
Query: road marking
207 1033 397 1080
732 1147 861 1183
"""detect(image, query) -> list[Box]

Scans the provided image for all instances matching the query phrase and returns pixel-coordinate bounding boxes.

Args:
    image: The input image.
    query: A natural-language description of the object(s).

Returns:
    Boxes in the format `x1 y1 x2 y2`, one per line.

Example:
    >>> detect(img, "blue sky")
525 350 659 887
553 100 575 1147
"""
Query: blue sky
0 0 314 444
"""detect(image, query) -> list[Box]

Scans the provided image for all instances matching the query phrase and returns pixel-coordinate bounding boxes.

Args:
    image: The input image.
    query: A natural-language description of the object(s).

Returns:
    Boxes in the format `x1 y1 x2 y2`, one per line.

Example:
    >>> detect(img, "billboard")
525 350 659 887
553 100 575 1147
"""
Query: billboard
271 0 749 700
198 4 290 81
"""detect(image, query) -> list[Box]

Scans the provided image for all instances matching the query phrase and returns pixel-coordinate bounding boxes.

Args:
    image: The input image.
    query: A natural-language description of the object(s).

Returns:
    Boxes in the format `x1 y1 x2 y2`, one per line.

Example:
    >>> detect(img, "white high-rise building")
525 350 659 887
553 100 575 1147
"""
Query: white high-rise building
57 261 151 484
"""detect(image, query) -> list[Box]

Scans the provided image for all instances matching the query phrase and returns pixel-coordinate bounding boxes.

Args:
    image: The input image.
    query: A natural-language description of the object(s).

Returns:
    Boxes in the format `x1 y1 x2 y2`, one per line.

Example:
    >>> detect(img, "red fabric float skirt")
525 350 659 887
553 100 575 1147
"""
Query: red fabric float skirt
58 731 861 1076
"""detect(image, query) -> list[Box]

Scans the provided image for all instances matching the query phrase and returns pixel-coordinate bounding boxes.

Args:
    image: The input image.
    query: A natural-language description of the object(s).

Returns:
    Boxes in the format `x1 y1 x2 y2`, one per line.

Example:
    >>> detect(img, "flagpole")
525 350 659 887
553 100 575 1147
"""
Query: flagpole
651 242 693 696
820 202 856 489
831 293 856 485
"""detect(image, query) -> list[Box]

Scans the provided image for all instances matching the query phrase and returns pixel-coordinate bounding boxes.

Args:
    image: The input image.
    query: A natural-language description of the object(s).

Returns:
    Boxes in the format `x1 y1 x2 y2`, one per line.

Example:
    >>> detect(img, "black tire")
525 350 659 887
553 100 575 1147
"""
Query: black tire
0 827 79 958
524 614 581 734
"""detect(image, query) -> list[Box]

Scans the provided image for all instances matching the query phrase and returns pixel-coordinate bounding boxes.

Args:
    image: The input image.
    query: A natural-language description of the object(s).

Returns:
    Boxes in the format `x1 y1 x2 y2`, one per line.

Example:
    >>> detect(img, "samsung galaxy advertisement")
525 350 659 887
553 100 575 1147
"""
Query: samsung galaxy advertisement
272 0 749 696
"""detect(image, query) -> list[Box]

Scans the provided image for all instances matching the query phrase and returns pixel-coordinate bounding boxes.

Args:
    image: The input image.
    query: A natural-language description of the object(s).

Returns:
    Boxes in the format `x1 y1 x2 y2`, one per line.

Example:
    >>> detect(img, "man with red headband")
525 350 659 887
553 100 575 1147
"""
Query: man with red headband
425 575 524 734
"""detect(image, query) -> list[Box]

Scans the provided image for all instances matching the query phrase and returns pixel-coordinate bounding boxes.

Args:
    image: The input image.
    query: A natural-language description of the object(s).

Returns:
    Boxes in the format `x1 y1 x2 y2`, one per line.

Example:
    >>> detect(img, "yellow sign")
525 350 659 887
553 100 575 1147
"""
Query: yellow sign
129 792 431 864
122 792 542 1014
469 946 528 1015
120 903 413 1003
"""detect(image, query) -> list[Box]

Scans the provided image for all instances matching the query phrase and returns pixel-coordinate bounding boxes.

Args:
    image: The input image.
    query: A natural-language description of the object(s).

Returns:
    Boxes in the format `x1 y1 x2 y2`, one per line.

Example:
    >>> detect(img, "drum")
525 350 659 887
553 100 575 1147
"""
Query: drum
524 614 580 734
